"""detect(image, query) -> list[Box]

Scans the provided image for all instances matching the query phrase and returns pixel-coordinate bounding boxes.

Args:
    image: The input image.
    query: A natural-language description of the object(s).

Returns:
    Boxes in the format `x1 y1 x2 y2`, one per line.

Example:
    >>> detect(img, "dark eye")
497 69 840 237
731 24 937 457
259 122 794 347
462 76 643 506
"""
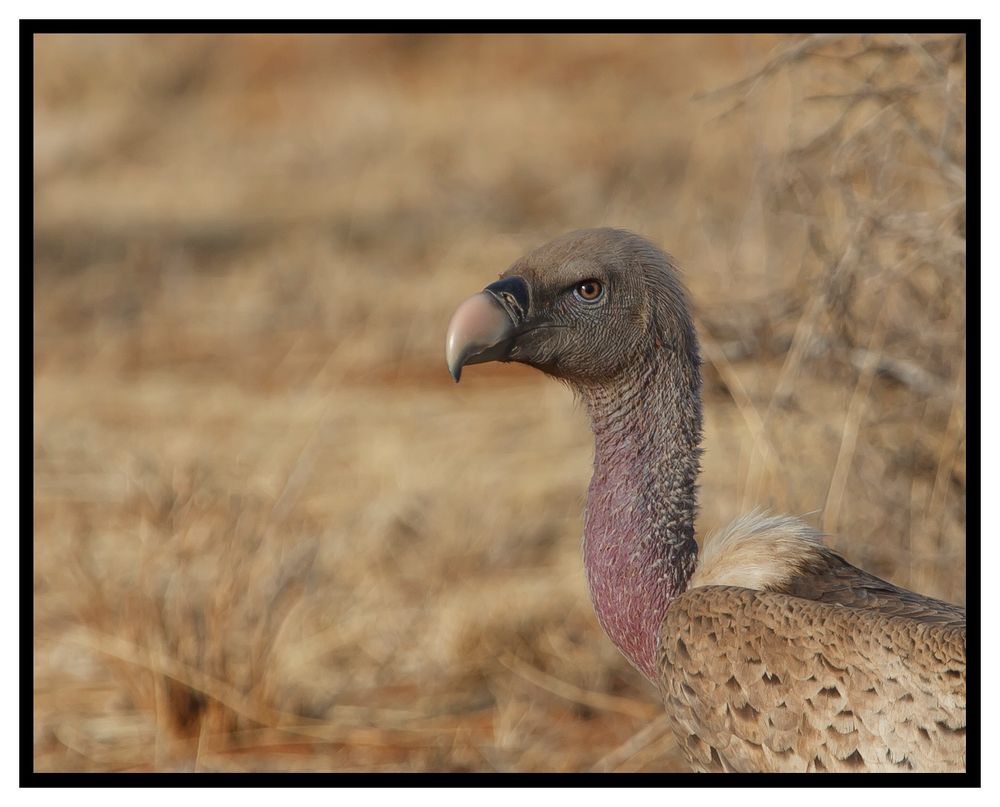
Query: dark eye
574 279 604 302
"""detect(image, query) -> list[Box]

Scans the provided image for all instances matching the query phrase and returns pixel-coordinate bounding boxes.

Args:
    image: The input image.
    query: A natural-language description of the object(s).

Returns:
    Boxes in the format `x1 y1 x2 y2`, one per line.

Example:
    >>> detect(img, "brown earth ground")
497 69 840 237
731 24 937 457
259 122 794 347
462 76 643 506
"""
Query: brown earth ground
33 33 967 772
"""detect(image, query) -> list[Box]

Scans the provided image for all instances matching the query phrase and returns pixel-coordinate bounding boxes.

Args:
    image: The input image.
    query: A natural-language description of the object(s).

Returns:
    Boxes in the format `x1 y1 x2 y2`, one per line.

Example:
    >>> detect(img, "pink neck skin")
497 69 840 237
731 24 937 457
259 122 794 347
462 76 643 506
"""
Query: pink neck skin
580 351 701 682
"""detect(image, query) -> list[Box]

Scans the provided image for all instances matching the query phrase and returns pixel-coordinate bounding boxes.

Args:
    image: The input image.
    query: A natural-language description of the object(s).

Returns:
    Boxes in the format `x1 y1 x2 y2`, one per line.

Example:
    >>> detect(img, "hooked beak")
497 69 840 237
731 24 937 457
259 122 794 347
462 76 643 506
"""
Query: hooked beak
445 277 529 382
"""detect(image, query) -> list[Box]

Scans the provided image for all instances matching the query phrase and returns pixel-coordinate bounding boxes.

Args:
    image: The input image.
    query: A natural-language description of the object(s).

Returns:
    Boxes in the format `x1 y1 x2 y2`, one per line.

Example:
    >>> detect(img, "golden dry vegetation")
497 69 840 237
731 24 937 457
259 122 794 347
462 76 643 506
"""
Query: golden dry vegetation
33 33 967 772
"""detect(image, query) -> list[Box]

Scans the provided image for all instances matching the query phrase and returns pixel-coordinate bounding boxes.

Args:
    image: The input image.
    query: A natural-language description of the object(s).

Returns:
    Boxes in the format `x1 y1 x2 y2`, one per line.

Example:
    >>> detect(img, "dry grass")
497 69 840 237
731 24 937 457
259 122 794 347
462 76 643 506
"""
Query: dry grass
33 33 966 773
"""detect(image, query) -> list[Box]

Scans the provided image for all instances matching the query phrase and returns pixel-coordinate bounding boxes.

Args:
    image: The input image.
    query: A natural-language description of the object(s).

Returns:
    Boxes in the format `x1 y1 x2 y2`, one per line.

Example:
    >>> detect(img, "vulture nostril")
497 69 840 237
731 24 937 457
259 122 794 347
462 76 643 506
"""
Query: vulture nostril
499 291 519 312
484 276 530 323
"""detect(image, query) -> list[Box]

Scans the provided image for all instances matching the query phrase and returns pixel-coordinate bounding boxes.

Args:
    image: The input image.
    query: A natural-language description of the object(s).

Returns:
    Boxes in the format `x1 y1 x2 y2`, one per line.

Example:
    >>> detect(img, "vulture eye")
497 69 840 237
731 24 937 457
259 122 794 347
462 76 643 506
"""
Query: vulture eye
574 280 604 302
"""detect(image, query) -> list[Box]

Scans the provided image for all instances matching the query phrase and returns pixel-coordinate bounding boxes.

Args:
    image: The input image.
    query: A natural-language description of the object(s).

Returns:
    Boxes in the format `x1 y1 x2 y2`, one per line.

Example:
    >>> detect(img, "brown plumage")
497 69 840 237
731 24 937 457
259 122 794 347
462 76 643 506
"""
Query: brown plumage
668 513 965 772
445 228 966 773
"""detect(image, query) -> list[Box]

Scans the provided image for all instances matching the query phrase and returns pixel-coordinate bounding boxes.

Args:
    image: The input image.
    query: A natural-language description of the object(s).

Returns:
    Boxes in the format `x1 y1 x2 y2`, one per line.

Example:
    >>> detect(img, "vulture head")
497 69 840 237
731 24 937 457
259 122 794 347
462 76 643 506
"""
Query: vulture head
445 228 699 388
446 228 704 681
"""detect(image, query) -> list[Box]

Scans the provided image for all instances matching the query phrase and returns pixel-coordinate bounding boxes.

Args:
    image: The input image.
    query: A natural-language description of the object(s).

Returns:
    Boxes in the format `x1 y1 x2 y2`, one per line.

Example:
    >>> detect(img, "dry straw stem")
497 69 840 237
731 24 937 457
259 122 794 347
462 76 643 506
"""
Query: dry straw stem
823 300 889 536
590 714 675 772
696 319 785 514
926 359 966 550
57 628 423 739
499 654 661 721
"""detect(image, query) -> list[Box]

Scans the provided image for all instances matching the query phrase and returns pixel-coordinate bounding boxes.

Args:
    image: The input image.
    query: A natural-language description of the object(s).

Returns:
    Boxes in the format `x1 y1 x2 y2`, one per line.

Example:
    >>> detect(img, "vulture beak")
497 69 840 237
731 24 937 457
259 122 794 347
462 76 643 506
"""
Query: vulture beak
445 276 529 382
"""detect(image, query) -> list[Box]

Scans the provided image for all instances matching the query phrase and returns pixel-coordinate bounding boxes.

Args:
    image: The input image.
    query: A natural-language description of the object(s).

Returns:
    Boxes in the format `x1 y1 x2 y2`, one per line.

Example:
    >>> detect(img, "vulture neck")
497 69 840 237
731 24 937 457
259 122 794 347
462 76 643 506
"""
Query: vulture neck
580 346 702 682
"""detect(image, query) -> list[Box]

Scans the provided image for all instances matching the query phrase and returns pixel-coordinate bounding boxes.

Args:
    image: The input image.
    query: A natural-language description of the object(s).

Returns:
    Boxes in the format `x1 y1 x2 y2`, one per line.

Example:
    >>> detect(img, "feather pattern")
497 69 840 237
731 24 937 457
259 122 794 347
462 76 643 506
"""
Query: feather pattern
667 510 965 771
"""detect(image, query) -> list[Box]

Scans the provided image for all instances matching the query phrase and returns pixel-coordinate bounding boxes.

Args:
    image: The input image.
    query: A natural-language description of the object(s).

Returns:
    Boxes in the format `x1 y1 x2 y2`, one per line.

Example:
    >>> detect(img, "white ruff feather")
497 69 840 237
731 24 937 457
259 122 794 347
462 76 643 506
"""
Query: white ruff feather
689 509 827 592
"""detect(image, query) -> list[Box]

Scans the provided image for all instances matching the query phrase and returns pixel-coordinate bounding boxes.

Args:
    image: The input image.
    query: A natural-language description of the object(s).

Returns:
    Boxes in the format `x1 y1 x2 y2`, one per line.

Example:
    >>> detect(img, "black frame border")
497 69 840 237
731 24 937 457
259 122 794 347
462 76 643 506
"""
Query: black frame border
23 19 981 788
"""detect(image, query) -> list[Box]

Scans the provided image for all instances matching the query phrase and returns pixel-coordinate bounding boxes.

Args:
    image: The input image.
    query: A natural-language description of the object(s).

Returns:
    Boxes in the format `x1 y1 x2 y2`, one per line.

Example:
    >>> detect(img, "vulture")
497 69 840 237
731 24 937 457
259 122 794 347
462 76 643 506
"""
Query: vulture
445 228 966 773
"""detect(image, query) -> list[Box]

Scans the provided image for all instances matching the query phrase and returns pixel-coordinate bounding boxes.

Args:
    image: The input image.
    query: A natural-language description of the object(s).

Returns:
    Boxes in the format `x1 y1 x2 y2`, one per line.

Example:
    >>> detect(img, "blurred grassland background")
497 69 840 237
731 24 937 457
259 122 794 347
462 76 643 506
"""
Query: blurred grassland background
33 33 967 772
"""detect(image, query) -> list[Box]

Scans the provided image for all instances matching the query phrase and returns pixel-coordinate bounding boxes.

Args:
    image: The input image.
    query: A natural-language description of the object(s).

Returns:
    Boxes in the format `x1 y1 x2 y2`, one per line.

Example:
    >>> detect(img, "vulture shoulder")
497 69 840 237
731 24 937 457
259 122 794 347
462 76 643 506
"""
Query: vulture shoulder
658 512 966 772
